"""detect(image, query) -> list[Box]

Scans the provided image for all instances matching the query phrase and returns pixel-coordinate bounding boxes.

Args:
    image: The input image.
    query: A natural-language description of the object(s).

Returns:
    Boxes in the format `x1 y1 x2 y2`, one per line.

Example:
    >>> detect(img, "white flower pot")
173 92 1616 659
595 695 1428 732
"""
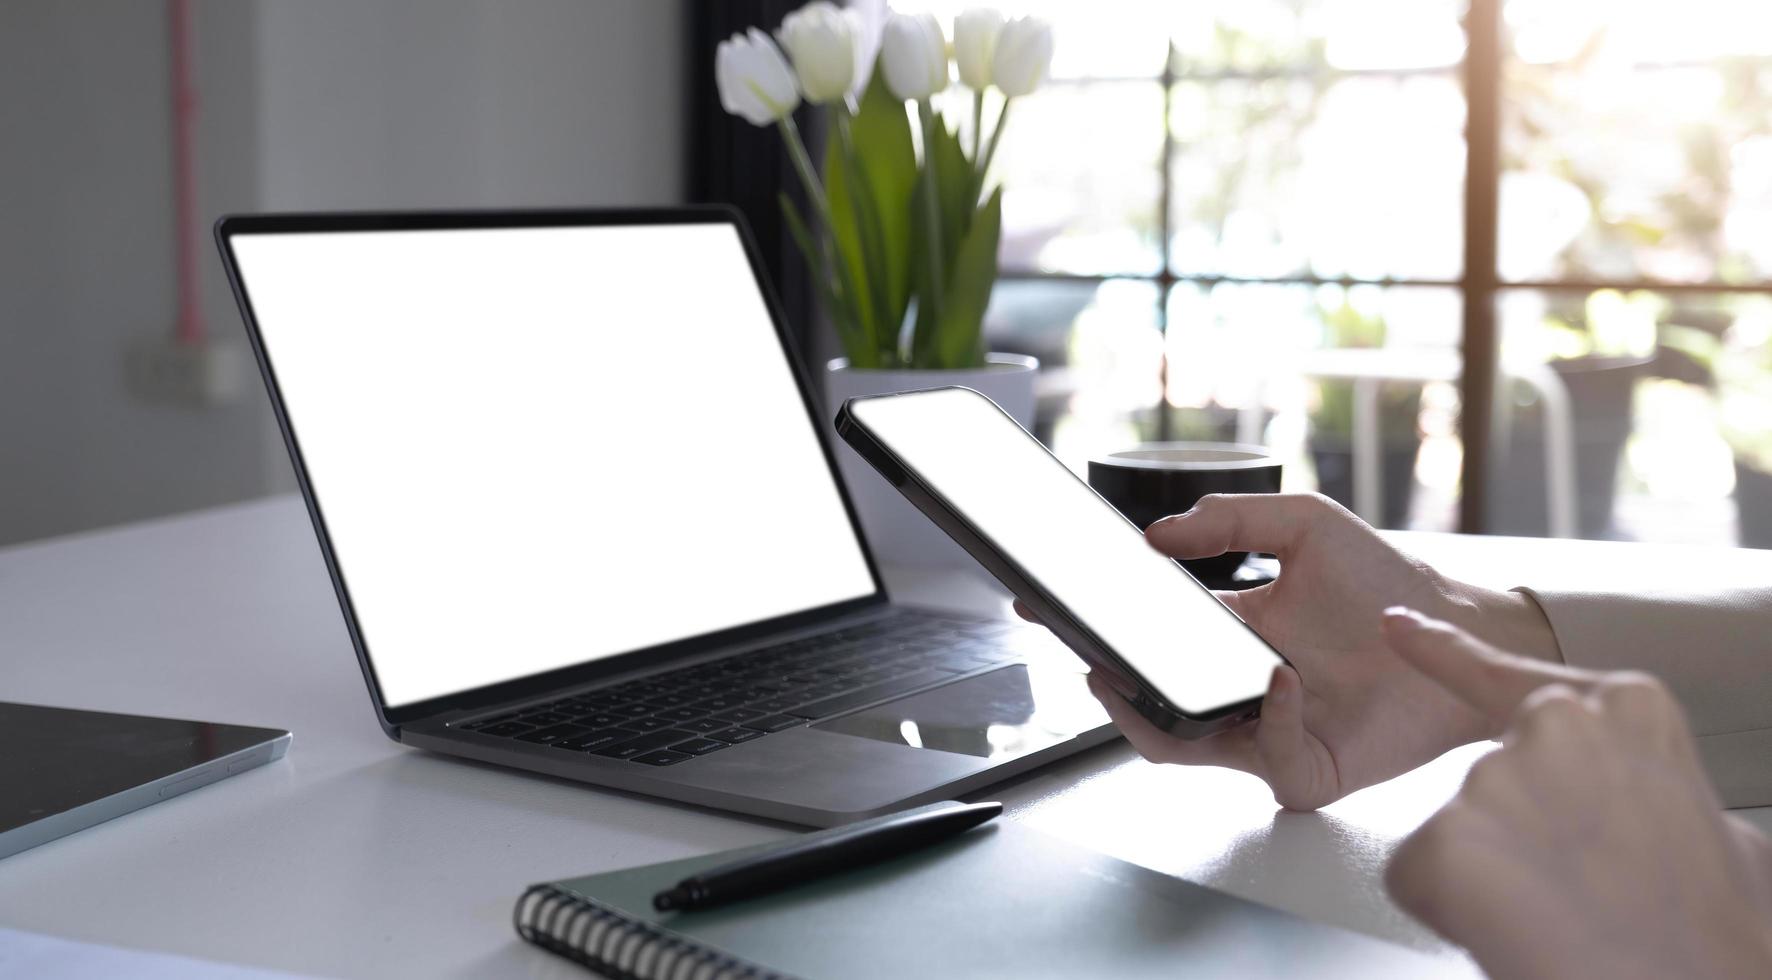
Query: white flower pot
823 353 1039 569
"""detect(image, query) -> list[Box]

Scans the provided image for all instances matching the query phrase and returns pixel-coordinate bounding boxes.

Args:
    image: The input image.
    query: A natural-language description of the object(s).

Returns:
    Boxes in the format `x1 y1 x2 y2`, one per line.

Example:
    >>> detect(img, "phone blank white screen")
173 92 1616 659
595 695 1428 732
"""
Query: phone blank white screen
229 223 877 708
849 388 1279 715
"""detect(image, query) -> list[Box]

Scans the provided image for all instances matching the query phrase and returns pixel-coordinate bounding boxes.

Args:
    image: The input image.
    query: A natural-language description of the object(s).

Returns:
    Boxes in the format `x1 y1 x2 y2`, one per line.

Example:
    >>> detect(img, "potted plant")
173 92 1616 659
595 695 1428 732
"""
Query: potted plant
1305 300 1423 529
715 4 1054 565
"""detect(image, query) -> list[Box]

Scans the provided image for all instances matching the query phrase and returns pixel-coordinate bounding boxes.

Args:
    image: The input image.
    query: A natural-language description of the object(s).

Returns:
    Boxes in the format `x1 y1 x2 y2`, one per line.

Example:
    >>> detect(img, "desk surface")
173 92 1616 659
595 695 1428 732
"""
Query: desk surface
5 495 1770 978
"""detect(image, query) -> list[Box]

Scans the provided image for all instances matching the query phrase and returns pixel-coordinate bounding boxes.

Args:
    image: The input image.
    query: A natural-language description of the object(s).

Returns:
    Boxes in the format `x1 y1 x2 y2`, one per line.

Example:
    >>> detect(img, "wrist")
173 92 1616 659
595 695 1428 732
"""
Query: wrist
1443 581 1563 665
1428 581 1564 744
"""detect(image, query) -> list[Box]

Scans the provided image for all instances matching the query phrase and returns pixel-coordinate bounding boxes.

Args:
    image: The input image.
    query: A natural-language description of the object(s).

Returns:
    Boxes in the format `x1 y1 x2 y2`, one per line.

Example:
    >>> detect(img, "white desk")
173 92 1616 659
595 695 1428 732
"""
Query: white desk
5 495 1770 978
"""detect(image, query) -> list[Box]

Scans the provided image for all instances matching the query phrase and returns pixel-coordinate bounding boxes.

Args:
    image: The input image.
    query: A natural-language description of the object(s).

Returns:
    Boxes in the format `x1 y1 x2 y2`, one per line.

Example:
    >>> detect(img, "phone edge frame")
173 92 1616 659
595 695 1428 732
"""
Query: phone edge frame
834 386 1277 738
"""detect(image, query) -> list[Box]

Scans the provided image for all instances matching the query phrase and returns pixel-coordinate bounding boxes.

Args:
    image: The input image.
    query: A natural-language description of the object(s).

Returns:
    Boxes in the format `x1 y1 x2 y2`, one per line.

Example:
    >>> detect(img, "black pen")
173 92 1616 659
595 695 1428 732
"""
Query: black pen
652 801 1002 912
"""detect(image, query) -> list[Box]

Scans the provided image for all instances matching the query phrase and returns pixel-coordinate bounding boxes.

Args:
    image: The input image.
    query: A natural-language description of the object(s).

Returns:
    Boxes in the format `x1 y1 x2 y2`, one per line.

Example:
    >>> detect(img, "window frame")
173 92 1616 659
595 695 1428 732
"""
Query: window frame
995 0 1772 532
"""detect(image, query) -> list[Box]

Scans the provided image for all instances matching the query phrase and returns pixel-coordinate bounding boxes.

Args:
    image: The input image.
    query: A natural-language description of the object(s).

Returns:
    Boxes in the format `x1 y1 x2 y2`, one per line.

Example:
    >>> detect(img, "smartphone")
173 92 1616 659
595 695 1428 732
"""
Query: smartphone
836 386 1284 738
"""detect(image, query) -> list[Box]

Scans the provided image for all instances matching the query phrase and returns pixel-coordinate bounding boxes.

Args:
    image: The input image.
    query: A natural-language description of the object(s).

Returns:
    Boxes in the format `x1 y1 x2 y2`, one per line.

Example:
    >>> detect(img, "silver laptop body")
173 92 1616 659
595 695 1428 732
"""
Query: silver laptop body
216 208 1112 827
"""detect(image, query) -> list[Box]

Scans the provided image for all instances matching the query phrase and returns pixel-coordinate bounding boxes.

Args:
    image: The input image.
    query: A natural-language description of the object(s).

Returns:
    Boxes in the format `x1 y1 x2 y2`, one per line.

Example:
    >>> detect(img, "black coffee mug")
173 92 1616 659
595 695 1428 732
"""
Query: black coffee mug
1088 443 1283 584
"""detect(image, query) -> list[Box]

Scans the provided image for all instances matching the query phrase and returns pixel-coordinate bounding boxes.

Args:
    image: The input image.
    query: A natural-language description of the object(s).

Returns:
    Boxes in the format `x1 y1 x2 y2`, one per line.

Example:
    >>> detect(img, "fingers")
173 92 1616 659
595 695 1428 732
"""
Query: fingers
1387 802 1488 930
1145 492 1349 561
1085 672 1256 772
1084 665 1336 811
1385 802 1543 961
1018 591 1246 624
1594 666 1686 747
1387 608 1699 770
1212 588 1248 620
1508 683 1600 748
1252 664 1331 811
1489 674 1713 817
1381 607 1600 730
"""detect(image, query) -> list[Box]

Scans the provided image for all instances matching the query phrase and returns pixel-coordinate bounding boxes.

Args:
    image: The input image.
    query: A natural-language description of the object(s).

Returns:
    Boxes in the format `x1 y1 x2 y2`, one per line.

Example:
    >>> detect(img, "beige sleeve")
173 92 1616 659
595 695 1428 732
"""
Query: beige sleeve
1516 586 1772 809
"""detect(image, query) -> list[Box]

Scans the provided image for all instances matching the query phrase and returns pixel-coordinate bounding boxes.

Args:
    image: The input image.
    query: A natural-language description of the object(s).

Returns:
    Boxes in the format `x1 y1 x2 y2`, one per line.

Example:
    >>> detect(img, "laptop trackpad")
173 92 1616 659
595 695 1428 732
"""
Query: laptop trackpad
812 664 1108 760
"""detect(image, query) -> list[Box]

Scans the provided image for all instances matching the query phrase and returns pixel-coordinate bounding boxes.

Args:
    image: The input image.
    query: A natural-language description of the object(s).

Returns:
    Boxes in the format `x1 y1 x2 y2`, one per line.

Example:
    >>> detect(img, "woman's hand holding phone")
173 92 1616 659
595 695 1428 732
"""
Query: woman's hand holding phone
1021 489 1772 972
1022 493 1563 811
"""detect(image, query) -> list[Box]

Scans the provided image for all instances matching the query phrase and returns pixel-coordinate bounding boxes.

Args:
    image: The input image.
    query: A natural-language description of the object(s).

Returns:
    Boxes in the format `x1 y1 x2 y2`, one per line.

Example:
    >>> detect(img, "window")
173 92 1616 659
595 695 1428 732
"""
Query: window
1495 0 1772 545
897 0 1772 545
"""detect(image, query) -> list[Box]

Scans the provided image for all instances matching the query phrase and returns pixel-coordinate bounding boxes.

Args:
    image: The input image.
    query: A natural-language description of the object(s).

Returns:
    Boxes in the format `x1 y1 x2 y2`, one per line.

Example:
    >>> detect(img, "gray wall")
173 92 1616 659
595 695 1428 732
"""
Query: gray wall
0 0 685 546
257 0 684 211
0 0 266 546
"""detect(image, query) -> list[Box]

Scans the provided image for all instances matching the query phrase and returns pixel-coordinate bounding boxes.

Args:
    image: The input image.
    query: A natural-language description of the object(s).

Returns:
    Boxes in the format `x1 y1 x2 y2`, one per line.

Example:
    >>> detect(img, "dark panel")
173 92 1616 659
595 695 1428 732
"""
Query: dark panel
686 1 821 362
1460 0 1503 533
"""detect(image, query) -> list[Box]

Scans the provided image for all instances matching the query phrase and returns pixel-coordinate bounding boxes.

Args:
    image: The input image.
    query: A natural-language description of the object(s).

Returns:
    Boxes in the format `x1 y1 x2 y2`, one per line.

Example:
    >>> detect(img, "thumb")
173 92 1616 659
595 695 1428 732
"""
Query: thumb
1382 607 1598 727
1145 493 1324 561
1253 664 1327 810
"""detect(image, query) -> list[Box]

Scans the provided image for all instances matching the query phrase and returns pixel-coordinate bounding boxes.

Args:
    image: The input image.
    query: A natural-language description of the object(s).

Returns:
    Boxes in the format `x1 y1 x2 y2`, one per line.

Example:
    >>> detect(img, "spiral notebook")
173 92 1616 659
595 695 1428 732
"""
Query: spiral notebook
512 806 1471 979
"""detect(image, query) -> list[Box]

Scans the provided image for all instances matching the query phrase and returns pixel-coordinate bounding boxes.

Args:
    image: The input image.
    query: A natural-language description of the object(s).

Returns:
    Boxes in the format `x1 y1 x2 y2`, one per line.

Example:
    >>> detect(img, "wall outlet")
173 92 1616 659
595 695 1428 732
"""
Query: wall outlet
125 337 250 408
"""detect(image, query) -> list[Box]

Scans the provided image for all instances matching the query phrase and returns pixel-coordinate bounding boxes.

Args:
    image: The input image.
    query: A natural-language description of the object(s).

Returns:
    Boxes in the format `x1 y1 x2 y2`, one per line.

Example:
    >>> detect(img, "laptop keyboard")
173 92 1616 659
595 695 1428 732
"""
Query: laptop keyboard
454 611 1024 767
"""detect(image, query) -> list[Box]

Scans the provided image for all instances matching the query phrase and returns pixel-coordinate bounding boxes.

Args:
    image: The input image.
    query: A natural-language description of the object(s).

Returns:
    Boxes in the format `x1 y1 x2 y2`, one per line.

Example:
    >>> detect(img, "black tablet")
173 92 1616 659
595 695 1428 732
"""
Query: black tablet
0 702 290 860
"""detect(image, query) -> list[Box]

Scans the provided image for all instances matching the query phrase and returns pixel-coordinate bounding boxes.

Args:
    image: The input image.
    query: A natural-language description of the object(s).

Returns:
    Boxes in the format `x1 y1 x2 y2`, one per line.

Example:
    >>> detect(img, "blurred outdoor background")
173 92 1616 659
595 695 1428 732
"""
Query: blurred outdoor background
902 0 1772 546
4 0 1770 548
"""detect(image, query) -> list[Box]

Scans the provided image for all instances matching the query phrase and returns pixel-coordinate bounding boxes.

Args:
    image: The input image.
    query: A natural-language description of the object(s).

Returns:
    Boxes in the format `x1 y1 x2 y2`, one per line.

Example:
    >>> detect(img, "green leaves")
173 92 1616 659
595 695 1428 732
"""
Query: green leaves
823 66 916 367
779 190 861 364
779 67 1007 370
908 112 996 369
935 186 1001 368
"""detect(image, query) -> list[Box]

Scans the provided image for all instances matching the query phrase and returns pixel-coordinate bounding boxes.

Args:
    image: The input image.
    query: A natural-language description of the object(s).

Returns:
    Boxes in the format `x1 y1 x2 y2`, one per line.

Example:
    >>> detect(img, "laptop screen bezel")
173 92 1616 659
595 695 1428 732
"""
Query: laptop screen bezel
215 207 889 734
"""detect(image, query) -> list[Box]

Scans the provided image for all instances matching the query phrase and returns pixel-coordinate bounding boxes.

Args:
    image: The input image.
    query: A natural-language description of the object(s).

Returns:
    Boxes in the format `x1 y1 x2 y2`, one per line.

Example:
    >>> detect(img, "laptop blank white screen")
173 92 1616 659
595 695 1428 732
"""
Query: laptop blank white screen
229 222 878 708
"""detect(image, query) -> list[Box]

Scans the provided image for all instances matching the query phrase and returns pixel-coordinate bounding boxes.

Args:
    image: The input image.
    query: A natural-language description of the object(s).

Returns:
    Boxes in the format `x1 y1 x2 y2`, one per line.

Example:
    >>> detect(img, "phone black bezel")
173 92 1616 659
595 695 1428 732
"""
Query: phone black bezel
214 207 890 738
835 386 1277 738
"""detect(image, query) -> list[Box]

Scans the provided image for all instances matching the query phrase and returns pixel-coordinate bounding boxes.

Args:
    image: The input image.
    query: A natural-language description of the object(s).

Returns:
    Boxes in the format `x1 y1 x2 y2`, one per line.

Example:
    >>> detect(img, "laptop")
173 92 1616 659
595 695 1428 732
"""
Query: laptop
215 208 1114 827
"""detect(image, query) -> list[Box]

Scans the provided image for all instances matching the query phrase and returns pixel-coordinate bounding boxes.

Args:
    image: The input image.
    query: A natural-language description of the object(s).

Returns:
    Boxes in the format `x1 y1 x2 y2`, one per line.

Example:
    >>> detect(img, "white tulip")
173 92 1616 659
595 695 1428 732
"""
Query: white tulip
992 15 1054 98
715 27 801 126
880 11 948 101
777 2 871 104
953 8 1005 91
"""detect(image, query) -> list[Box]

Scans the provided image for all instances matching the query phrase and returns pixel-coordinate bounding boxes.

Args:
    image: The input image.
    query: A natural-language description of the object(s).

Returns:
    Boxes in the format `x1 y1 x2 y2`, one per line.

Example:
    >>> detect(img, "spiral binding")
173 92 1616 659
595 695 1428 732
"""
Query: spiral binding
514 883 794 980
